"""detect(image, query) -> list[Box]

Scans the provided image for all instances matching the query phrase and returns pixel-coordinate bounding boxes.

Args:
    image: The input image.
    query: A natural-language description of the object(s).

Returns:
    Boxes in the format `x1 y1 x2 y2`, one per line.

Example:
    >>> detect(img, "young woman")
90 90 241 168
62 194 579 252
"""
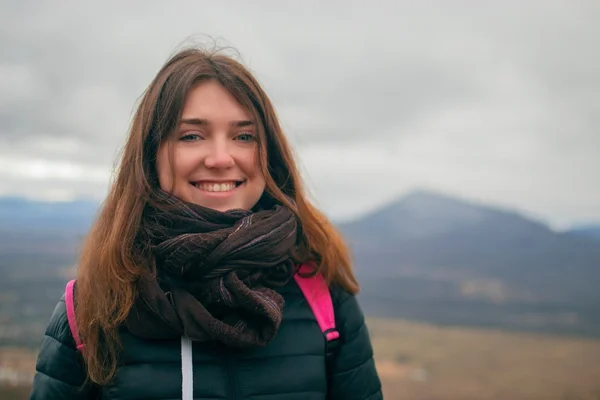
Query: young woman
30 46 382 399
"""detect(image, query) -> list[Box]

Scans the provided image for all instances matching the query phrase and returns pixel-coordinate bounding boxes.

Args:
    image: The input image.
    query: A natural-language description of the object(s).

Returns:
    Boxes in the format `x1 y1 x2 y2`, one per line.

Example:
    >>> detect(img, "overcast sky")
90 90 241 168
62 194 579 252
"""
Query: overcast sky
1 1 598 228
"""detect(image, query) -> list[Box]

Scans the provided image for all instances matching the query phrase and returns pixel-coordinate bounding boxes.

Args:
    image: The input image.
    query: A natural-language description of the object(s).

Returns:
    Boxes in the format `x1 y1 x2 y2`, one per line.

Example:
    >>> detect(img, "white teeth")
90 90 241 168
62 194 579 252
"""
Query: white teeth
195 182 237 192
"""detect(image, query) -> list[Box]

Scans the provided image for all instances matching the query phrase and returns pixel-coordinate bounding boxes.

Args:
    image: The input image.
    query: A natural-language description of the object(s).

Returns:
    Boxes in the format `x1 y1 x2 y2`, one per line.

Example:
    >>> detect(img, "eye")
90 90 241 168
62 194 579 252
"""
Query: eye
180 133 203 142
235 132 255 142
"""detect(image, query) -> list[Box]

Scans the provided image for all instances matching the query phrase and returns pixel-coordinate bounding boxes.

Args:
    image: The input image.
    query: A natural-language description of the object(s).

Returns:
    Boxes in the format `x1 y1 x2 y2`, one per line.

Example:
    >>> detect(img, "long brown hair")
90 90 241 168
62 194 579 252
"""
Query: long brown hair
75 46 358 385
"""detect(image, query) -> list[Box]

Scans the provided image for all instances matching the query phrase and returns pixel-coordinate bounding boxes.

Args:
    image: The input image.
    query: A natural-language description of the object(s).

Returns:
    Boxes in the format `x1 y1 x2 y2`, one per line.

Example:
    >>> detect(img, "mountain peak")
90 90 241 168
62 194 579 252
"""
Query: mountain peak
339 189 552 243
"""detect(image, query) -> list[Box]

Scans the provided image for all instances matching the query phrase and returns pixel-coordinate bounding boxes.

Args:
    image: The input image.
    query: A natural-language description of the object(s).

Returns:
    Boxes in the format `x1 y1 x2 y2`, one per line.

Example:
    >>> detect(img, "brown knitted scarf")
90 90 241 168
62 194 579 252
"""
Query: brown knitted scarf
125 191 299 348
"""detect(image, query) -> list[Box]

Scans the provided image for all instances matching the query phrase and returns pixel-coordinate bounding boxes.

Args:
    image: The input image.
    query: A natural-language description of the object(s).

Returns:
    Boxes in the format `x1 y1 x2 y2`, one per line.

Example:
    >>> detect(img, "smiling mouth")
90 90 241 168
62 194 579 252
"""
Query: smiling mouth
191 180 245 193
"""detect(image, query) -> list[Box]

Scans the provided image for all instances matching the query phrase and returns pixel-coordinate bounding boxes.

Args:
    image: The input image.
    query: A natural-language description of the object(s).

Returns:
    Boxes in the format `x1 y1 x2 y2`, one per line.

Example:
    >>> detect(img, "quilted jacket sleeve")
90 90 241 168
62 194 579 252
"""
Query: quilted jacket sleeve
328 286 383 399
29 295 98 400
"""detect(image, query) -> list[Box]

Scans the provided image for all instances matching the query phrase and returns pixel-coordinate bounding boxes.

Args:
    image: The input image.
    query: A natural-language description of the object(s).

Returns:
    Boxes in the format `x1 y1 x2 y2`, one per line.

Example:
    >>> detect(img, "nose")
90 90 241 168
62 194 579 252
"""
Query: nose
204 140 235 169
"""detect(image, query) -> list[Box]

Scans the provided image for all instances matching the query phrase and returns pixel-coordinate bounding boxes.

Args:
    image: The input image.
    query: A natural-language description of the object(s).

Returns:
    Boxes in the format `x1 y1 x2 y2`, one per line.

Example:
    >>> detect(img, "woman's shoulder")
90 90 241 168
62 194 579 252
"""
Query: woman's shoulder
329 282 365 325
329 281 356 306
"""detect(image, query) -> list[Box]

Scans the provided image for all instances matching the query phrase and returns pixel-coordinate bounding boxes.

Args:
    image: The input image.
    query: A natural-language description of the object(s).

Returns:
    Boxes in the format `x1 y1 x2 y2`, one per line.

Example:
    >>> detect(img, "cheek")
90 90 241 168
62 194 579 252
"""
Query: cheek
155 148 171 188
250 164 267 196
156 145 189 190
172 148 202 182
244 148 263 179
254 155 267 190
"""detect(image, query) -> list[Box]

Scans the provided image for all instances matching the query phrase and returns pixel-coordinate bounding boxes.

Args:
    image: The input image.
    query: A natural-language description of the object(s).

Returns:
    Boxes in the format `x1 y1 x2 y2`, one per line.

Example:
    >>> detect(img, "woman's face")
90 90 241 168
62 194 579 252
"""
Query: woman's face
156 80 266 212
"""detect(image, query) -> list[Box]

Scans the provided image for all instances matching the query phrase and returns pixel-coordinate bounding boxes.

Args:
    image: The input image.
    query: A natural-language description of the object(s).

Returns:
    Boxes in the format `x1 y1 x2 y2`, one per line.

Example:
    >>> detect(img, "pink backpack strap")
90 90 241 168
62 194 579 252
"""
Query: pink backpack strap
294 264 340 342
65 279 85 353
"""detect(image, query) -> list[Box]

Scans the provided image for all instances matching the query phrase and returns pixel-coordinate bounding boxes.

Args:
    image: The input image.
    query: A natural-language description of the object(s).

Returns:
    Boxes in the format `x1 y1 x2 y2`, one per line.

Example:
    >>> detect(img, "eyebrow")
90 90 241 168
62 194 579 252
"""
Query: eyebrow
180 118 254 128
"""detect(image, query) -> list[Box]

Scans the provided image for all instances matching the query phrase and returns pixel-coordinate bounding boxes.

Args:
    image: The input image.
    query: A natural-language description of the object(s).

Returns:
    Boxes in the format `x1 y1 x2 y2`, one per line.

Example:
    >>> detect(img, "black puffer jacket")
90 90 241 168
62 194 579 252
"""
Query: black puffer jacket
30 278 382 399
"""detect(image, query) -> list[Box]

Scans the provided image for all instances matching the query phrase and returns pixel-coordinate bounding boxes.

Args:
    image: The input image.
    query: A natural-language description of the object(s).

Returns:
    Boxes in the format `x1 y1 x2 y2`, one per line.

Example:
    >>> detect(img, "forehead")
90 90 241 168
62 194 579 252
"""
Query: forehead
181 80 252 121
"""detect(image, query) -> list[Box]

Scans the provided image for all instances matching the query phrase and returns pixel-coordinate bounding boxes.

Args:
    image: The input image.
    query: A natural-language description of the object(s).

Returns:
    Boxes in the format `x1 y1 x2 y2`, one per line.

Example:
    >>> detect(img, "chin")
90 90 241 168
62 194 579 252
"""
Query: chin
192 200 250 212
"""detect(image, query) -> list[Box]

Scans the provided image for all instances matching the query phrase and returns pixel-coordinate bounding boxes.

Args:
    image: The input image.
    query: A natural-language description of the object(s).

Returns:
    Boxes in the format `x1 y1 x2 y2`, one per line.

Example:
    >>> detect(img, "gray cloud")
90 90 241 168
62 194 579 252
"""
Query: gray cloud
0 0 599 226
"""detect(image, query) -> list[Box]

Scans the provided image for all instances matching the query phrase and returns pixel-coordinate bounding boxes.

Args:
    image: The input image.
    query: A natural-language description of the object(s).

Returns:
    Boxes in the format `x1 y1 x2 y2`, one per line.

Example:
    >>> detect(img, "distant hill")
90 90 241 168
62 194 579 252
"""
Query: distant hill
339 190 600 337
0 197 99 255
0 197 99 234
566 224 600 241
